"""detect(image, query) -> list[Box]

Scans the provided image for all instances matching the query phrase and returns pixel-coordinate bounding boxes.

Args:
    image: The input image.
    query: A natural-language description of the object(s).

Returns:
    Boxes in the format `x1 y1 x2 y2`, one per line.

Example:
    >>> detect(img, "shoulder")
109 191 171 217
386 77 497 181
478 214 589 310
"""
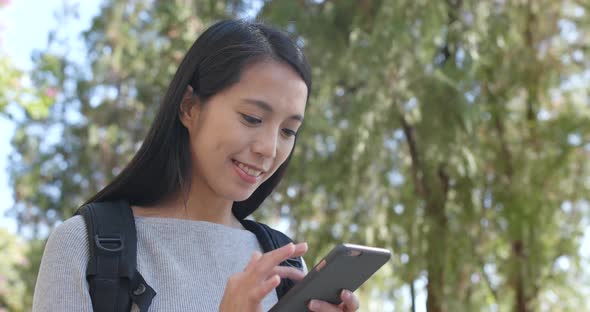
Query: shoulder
33 215 92 311
241 219 296 246
48 215 87 243
43 215 89 261
264 222 296 244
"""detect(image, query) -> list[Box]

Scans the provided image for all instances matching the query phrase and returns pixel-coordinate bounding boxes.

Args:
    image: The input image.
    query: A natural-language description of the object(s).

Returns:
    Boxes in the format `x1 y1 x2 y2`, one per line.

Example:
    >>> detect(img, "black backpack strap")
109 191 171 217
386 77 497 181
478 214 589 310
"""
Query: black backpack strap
77 200 156 312
239 219 304 299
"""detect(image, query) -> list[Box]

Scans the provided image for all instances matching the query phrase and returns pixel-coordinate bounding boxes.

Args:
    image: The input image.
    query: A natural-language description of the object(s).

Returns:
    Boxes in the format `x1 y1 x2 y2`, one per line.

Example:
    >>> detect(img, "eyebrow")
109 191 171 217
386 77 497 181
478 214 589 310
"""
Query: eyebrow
242 98 304 122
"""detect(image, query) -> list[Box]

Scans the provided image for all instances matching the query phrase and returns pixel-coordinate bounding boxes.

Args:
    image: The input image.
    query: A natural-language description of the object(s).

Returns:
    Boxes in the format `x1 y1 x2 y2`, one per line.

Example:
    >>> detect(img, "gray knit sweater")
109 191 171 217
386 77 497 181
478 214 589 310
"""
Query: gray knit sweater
32 215 281 311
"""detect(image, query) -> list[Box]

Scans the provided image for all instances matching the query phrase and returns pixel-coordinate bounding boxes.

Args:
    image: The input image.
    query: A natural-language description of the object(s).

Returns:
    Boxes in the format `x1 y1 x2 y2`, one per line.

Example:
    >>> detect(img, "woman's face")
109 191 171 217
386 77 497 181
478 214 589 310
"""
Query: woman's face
180 60 308 202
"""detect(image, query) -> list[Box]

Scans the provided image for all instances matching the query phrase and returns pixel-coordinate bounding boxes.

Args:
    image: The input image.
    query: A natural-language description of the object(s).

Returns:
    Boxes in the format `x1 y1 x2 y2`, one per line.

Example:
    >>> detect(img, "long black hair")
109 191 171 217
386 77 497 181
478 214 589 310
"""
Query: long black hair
84 19 312 219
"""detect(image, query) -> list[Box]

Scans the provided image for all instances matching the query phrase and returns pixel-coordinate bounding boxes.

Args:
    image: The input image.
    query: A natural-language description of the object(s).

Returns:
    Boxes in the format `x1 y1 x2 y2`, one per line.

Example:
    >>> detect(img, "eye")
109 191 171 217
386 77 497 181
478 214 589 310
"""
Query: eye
240 113 262 125
282 128 297 138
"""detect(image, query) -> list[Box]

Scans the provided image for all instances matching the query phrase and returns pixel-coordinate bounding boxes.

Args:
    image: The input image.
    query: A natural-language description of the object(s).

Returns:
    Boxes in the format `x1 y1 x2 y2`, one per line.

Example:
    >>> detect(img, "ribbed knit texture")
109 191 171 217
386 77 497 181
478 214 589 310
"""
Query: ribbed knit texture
32 215 279 311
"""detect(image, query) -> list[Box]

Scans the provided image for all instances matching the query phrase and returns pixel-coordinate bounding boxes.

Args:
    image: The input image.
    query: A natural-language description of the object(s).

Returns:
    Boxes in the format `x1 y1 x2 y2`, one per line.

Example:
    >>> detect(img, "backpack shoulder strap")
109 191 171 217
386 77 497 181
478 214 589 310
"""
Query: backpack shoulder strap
239 219 303 299
77 200 156 312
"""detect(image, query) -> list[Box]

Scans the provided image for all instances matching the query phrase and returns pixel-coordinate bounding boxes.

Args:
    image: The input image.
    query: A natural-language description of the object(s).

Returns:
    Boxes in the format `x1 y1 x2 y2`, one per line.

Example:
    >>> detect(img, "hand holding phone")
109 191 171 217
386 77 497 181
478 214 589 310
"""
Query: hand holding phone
269 244 391 311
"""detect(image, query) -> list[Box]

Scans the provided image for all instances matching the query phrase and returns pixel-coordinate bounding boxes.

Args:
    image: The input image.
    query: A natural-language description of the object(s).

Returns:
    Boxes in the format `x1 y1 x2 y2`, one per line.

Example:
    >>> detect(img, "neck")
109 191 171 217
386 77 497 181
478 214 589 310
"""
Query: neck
182 186 238 227
133 183 242 229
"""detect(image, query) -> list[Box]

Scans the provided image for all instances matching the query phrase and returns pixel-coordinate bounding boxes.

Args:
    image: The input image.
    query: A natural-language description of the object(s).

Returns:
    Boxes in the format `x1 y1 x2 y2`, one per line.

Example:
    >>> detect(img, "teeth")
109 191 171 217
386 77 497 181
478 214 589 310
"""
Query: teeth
236 161 262 177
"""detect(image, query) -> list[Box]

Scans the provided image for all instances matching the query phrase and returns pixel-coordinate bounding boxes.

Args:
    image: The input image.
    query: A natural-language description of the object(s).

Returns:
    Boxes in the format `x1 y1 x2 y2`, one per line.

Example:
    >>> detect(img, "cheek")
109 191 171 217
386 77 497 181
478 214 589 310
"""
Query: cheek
219 124 249 154
197 115 240 158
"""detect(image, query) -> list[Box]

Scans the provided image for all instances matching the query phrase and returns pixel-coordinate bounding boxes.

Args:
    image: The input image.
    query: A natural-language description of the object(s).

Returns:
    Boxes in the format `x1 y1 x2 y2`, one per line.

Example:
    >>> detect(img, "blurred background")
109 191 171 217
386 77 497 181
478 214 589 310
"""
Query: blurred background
1 0 589 311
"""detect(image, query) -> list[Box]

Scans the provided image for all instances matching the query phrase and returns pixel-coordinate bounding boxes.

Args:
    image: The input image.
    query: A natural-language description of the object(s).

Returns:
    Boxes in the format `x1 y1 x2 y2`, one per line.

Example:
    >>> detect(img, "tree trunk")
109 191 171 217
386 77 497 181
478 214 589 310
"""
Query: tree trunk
512 240 530 312
400 116 449 312
410 280 416 312
515 280 528 312
426 200 447 312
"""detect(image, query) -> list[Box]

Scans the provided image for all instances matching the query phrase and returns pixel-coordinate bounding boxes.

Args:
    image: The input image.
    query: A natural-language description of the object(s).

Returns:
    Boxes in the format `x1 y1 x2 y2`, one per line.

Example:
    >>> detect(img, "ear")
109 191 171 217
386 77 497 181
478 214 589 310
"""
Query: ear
179 85 200 129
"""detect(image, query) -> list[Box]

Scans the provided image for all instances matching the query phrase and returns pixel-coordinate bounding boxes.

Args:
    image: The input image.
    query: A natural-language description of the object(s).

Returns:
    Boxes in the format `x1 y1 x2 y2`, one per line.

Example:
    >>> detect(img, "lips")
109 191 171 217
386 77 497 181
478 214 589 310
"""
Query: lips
232 160 263 177
232 160 266 184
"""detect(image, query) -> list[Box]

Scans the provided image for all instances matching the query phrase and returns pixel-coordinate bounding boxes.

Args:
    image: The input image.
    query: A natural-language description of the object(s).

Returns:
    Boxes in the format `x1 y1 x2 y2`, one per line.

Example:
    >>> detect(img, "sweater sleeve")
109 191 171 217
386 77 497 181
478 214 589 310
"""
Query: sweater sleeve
32 215 93 312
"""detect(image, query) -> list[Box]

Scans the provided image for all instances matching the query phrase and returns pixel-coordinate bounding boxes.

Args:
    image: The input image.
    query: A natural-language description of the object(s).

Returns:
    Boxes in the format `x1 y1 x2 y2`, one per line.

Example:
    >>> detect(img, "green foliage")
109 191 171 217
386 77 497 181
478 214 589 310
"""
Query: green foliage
0 228 29 311
0 55 55 119
257 1 590 310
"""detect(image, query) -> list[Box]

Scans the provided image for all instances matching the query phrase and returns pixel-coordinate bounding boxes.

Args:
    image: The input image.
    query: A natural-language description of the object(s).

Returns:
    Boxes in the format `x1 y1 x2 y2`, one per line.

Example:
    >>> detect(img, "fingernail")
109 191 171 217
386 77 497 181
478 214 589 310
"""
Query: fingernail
308 300 319 310
341 289 351 299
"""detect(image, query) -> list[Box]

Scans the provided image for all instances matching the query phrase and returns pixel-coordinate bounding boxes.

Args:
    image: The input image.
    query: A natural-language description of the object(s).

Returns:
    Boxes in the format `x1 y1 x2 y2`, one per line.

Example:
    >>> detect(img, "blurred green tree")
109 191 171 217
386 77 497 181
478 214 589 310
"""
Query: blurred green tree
0 228 28 312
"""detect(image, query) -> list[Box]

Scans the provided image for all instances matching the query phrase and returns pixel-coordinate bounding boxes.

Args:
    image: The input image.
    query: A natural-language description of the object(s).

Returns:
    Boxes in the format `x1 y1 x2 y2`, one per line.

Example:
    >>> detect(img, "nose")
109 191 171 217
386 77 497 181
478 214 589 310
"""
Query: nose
252 128 278 160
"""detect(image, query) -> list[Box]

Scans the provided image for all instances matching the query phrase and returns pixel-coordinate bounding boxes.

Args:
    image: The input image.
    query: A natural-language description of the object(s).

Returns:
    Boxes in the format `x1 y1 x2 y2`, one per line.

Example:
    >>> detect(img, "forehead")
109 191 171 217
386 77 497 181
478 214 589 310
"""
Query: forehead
225 60 308 116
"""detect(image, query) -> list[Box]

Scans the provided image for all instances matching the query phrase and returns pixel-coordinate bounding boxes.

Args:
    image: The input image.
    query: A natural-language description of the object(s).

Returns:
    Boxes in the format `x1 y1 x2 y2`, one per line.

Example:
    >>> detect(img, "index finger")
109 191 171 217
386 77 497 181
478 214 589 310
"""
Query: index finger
252 243 296 274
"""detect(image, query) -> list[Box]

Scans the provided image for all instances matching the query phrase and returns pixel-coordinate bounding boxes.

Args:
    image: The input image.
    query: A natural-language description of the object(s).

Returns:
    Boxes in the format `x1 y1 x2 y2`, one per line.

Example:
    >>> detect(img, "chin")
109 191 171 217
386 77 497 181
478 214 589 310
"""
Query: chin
234 191 256 202
222 187 257 202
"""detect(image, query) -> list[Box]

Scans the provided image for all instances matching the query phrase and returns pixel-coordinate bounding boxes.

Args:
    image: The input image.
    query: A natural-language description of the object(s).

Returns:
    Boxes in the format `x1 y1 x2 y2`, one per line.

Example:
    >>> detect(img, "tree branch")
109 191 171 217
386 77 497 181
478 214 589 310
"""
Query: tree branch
399 114 428 197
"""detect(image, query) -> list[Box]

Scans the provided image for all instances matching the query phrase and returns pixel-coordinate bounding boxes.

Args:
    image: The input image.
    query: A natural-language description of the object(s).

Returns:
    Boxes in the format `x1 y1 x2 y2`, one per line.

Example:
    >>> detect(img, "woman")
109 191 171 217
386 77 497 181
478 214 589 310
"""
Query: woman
32 19 359 312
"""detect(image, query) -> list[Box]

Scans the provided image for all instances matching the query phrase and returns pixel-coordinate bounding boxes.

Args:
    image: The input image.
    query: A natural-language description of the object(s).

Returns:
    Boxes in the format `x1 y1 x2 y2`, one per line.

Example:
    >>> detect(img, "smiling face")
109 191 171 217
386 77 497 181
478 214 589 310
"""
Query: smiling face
180 60 308 202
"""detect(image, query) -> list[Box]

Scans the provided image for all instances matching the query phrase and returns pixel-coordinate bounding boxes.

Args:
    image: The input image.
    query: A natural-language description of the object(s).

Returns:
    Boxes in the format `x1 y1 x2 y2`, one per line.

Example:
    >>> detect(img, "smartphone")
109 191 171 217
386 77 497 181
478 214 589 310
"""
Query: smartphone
269 243 391 311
